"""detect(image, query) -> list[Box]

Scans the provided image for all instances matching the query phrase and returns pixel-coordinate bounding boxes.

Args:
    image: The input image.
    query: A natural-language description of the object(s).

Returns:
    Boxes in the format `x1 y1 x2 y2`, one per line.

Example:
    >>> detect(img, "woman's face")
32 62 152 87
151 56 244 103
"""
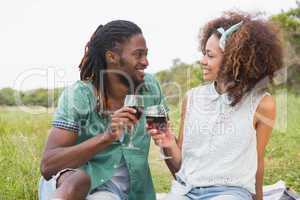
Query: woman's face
200 34 224 81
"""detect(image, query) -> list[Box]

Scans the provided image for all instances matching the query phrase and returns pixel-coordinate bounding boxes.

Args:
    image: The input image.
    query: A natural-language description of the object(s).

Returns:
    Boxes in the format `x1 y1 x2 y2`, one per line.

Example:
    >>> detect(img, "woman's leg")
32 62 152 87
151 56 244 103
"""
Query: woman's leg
210 194 244 200
199 186 253 200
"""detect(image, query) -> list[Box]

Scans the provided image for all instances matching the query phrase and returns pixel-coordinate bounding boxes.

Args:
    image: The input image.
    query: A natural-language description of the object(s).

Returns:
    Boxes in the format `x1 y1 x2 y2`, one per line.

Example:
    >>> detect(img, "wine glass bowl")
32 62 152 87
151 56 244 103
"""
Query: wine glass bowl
124 95 144 120
145 104 172 159
123 95 144 149
145 105 168 131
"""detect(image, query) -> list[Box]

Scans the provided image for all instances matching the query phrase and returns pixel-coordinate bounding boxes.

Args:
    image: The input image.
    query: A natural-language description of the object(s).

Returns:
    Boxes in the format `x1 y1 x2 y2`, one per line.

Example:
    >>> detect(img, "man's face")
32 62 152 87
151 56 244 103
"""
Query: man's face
117 34 149 88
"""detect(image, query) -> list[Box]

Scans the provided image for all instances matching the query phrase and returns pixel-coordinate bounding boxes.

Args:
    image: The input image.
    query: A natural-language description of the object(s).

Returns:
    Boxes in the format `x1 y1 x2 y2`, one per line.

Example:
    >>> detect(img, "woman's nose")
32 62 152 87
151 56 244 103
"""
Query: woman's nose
200 56 207 65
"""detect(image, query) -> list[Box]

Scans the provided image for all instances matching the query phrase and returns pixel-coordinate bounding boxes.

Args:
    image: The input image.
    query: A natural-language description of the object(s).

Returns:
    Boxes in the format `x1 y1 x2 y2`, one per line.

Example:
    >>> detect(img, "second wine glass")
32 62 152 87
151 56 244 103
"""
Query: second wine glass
145 104 172 159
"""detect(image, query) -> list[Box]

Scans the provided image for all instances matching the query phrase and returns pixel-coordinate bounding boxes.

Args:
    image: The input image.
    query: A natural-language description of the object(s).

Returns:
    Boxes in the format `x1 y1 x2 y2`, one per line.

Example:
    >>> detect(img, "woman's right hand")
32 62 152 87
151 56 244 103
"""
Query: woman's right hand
108 107 138 141
147 124 177 148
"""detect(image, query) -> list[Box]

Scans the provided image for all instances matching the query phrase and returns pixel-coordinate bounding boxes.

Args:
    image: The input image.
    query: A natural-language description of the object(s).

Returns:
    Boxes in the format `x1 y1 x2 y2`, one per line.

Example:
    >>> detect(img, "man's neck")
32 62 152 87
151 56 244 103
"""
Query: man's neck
106 73 129 102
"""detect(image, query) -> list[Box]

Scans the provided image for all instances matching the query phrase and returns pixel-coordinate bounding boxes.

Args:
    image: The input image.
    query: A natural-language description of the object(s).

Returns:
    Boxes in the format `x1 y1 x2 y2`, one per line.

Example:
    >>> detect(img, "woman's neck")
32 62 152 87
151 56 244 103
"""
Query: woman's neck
214 81 227 94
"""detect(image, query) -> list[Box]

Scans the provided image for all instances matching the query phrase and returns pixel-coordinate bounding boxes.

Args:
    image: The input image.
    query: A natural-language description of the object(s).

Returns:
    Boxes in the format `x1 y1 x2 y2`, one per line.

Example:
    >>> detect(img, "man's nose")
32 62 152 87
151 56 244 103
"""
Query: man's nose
141 57 149 67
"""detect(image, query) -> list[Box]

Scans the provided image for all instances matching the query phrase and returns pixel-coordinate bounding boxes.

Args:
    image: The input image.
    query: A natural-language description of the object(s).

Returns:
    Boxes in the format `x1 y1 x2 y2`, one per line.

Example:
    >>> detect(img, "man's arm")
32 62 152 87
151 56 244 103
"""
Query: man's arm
40 127 114 180
254 95 276 200
41 107 137 180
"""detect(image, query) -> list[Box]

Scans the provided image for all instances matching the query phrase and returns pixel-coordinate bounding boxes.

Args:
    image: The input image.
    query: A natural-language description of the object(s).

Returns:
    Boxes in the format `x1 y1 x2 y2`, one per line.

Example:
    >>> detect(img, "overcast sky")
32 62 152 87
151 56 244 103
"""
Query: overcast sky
0 0 297 90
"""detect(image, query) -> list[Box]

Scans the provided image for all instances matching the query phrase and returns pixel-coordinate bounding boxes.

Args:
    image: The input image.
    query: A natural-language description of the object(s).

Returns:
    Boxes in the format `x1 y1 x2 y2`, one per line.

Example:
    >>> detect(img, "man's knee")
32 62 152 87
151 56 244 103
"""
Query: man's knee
55 170 91 199
58 169 90 188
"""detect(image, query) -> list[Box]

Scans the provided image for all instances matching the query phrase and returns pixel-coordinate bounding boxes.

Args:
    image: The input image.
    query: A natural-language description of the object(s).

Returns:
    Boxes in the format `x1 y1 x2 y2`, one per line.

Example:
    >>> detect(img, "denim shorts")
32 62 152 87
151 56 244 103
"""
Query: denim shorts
165 177 253 200
38 169 128 200
186 185 253 200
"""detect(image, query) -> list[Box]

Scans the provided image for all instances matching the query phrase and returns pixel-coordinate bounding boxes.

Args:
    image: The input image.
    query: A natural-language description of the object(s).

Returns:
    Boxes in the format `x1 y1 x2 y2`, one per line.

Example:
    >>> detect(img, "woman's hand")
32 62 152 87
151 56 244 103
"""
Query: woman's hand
147 124 176 148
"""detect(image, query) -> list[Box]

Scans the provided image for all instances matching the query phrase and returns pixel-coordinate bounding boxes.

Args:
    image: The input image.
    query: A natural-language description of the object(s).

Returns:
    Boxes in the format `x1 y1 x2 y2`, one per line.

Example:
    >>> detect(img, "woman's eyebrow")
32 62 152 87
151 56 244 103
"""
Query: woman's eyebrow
206 49 213 54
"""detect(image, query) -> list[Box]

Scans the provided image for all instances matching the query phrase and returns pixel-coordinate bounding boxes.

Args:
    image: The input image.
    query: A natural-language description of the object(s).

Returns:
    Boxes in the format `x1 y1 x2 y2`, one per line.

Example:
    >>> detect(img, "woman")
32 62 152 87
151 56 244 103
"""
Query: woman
149 12 283 200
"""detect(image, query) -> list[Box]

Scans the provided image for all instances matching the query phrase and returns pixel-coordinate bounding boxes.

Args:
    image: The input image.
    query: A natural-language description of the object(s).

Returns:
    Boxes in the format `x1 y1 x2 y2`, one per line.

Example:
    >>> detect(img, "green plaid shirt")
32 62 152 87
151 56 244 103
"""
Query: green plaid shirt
52 73 168 200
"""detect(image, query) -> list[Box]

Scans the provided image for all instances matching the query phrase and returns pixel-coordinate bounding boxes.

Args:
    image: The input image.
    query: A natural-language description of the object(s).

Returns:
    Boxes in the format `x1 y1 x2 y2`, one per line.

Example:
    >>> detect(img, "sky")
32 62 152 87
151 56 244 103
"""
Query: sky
0 0 297 90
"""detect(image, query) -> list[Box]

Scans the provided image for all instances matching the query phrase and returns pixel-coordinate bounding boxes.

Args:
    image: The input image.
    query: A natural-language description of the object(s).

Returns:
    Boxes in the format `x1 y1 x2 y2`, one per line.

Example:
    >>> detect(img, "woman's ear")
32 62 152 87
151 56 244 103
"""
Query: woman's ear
105 50 120 65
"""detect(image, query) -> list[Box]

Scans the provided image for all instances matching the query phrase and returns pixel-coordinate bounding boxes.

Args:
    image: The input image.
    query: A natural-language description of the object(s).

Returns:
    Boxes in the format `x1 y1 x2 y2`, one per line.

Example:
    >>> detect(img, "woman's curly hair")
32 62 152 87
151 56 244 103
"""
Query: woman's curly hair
199 11 283 106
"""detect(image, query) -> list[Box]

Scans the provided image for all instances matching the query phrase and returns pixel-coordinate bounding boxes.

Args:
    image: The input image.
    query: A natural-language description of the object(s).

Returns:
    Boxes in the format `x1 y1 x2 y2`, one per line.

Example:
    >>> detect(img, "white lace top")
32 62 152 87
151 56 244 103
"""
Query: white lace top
173 82 269 194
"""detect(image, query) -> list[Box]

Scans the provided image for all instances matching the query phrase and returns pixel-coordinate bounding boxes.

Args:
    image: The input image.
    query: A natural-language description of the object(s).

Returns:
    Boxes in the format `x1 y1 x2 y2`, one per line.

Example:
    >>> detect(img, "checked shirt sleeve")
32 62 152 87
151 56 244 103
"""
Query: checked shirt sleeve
52 82 90 133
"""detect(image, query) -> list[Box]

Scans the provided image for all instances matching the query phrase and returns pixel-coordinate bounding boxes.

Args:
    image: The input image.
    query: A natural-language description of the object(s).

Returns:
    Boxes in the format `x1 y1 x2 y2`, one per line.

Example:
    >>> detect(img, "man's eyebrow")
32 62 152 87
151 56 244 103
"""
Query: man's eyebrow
133 48 148 53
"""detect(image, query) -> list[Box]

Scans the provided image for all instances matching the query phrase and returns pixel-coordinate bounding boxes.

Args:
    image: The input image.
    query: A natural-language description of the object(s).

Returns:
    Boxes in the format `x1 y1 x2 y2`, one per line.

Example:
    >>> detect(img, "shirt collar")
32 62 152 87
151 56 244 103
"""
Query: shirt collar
208 82 231 105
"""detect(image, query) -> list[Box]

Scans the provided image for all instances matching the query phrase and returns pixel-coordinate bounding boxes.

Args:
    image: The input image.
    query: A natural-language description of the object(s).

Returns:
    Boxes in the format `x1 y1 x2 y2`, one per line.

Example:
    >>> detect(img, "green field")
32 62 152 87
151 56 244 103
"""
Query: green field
0 93 299 199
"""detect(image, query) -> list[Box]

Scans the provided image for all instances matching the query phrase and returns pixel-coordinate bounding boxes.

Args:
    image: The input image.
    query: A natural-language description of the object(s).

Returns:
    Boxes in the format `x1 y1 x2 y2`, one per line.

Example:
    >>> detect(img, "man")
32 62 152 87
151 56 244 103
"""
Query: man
39 20 167 200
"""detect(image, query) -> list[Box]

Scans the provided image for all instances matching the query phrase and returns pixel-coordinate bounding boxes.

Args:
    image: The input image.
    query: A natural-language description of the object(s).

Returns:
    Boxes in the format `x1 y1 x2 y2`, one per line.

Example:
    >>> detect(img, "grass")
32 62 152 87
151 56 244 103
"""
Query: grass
0 107 51 200
0 92 299 199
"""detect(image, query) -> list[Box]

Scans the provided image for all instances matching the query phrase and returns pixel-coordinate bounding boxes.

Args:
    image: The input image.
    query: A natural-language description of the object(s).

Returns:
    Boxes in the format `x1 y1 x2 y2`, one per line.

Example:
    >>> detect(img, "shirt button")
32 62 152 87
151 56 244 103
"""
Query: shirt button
113 164 118 169
100 179 105 183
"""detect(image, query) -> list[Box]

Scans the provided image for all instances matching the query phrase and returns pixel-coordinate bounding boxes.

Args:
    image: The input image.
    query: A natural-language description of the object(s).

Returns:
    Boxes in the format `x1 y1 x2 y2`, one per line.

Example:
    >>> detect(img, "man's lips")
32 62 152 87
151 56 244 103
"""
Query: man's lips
136 69 145 76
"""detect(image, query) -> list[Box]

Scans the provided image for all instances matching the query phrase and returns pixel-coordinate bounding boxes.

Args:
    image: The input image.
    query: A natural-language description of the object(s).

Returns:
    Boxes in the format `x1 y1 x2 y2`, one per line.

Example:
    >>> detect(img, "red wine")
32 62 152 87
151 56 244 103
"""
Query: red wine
146 115 167 131
130 106 144 120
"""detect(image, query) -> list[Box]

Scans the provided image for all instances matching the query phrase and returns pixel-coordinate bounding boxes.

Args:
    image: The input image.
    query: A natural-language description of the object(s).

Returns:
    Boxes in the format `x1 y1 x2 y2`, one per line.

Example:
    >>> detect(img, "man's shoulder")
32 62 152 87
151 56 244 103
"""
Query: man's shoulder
58 80 95 111
142 73 161 94
63 80 94 98
144 73 158 84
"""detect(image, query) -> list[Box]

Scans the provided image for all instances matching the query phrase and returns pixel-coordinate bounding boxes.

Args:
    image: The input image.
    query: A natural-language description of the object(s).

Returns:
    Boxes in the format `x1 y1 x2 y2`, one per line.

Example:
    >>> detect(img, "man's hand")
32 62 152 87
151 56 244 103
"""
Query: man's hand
108 107 138 141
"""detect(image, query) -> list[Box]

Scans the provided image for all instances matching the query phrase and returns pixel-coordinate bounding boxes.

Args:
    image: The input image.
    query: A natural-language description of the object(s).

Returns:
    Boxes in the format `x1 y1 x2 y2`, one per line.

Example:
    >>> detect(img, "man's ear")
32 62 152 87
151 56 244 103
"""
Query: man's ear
105 50 120 65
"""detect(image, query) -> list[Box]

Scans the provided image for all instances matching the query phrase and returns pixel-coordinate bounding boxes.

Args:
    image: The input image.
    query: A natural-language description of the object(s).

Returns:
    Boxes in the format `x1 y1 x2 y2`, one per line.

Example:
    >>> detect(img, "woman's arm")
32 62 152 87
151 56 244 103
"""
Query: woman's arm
148 96 187 177
254 95 276 200
163 96 187 176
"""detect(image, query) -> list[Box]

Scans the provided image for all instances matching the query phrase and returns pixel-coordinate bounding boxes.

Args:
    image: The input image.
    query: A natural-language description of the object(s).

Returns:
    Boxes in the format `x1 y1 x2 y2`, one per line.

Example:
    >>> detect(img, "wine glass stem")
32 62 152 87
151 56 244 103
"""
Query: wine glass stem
129 126 134 145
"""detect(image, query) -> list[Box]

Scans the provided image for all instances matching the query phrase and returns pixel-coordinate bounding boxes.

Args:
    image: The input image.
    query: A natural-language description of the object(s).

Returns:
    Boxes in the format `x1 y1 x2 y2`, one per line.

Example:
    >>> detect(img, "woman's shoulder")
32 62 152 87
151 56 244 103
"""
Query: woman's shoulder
186 82 212 96
256 94 276 116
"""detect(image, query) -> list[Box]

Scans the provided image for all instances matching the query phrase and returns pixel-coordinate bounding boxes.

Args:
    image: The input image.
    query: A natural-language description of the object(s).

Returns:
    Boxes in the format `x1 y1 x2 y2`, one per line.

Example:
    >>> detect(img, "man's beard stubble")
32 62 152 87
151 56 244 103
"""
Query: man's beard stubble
118 58 144 94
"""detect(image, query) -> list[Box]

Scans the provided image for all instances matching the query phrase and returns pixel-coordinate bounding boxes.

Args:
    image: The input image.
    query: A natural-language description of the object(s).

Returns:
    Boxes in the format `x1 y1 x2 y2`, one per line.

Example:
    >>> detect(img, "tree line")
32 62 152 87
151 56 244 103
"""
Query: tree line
0 3 299 107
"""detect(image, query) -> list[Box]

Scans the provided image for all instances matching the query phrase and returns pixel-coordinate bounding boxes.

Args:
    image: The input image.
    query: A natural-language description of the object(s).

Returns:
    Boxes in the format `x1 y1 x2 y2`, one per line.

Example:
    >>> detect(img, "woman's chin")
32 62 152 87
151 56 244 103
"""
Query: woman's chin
203 75 214 81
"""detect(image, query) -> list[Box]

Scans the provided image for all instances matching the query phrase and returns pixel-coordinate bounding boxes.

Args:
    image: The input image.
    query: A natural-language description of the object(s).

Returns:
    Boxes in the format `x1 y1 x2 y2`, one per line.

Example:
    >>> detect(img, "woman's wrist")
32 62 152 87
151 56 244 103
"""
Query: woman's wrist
165 135 178 150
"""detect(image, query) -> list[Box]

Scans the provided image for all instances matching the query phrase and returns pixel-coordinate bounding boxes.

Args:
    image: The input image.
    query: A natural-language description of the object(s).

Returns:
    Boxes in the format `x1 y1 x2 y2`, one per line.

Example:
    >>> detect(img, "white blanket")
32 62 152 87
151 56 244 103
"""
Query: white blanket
156 180 300 200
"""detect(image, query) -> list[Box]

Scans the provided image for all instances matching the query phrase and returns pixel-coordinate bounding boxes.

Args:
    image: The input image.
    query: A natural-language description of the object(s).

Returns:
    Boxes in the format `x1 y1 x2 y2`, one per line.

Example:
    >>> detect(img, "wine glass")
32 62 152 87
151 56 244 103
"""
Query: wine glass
145 104 172 159
123 95 144 150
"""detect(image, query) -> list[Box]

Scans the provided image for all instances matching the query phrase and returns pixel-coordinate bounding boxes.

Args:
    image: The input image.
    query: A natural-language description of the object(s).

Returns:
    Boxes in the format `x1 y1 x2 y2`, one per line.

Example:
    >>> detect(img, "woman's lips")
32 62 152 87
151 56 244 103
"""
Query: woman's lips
203 68 211 75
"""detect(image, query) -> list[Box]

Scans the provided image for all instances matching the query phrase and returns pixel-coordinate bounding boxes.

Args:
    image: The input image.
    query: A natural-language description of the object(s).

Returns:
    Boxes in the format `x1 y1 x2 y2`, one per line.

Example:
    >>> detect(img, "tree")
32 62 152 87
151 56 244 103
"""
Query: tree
0 88 16 106
155 59 203 105
271 1 300 93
